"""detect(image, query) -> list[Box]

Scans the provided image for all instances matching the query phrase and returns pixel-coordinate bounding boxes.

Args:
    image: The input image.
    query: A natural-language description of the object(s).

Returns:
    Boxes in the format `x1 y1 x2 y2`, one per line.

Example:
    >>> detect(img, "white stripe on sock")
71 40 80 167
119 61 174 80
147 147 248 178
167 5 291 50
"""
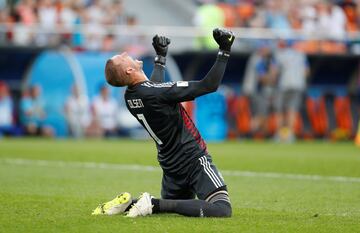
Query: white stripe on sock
209 195 231 204
205 190 229 202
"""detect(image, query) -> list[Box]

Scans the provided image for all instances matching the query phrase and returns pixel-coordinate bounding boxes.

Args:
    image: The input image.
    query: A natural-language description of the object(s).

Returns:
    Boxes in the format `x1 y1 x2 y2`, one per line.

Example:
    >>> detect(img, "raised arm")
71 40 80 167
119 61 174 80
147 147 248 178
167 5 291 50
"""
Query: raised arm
150 35 171 83
155 28 235 103
196 29 234 93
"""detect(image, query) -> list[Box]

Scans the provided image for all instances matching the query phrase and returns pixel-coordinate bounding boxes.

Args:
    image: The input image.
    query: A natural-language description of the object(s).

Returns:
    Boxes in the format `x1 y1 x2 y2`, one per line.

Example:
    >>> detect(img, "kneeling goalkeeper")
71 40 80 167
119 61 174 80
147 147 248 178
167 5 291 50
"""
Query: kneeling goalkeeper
93 28 235 218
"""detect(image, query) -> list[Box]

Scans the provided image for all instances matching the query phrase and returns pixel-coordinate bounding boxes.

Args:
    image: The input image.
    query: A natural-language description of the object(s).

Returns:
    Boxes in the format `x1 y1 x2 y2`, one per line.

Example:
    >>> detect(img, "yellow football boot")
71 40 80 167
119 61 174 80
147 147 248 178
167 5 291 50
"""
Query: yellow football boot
92 192 132 215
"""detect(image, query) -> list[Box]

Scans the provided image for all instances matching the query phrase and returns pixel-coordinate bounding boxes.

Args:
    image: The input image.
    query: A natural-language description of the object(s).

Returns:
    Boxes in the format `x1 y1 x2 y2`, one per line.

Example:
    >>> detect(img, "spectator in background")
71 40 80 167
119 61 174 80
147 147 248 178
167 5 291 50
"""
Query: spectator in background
249 1 267 28
16 0 37 26
275 40 309 142
72 4 86 49
102 33 115 52
193 2 225 50
20 85 53 137
59 1 77 28
242 45 262 131
0 81 16 137
83 0 106 50
105 0 126 25
58 1 77 45
317 0 346 39
115 15 148 56
252 42 279 136
265 0 291 30
87 0 104 24
102 0 129 52
300 1 318 36
14 0 37 45
36 0 58 46
64 85 91 138
243 49 260 95
10 1 34 46
91 84 118 137
340 0 359 32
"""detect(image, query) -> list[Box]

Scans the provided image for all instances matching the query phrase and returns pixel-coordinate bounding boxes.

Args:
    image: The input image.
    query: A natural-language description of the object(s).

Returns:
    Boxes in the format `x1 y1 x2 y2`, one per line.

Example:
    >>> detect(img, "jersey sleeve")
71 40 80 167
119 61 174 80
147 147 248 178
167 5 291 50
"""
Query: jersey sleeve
146 52 229 103
149 64 165 83
148 81 204 103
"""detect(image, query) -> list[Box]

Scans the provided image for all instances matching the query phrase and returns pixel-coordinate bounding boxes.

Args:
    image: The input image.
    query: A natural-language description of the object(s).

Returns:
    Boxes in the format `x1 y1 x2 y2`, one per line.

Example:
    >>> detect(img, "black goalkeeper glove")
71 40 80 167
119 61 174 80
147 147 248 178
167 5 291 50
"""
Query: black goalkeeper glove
213 28 235 55
152 35 171 65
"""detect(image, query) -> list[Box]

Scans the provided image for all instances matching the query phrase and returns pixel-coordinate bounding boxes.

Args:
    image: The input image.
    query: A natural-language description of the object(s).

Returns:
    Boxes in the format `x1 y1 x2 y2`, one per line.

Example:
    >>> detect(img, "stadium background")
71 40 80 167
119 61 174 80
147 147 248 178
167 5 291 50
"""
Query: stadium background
0 1 360 232
0 0 359 141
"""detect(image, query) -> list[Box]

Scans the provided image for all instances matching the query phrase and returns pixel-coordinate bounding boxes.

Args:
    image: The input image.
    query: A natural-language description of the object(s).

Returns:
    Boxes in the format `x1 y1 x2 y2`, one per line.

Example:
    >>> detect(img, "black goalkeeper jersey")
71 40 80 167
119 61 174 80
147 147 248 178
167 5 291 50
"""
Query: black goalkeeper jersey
125 53 228 175
125 80 207 175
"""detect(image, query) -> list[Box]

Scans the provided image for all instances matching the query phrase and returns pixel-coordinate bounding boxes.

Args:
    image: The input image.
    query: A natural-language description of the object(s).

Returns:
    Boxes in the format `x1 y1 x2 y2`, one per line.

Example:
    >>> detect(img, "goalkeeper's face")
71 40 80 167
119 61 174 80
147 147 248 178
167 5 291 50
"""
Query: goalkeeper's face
114 52 143 72
105 52 143 87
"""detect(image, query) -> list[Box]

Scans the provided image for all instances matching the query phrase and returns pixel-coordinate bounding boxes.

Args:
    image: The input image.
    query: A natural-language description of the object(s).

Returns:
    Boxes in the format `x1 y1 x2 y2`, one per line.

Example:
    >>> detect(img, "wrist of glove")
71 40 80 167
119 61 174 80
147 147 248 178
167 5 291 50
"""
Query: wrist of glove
154 55 166 66
218 50 230 58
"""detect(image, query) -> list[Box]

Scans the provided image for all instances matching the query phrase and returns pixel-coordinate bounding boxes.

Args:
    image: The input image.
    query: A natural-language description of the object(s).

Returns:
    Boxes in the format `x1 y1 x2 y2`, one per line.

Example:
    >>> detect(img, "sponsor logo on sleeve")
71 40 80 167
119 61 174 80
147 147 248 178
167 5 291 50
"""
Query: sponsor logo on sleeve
176 81 189 87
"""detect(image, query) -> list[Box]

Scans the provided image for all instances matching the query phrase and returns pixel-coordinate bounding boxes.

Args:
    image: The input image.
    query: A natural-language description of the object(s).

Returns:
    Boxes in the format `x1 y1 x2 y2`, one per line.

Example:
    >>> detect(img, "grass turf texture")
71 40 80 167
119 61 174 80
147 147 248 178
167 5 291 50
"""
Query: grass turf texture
0 139 359 233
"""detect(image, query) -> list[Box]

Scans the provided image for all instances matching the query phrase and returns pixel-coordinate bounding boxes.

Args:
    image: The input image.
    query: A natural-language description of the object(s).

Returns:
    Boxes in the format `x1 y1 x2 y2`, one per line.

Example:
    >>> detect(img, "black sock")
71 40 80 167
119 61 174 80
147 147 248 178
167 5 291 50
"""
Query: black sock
125 199 137 212
151 198 231 217
151 198 160 213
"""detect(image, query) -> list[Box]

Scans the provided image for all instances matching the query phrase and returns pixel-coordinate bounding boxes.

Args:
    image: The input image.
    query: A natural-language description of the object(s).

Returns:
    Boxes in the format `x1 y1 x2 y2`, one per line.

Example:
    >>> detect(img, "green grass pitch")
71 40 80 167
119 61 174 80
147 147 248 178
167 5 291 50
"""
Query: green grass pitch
0 139 359 233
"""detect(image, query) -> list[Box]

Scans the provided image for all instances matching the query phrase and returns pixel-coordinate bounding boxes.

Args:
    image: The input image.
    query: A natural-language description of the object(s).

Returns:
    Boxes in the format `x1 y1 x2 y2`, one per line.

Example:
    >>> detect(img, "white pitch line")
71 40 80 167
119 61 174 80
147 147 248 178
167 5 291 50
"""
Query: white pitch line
1 158 360 184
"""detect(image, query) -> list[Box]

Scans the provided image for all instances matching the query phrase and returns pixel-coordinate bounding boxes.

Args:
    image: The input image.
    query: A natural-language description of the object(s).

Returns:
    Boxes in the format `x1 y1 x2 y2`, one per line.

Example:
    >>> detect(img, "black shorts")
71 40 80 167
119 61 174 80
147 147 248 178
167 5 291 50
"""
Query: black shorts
161 154 227 200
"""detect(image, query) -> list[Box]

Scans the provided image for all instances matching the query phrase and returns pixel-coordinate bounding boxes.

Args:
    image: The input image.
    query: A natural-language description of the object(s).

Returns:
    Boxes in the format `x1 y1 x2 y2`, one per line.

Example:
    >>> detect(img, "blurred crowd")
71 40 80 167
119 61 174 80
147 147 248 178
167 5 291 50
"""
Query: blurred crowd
241 39 309 142
64 84 121 138
0 0 148 53
0 0 360 53
196 0 360 32
0 80 140 138
0 46 359 142
194 0 360 53
0 0 360 142
227 37 360 142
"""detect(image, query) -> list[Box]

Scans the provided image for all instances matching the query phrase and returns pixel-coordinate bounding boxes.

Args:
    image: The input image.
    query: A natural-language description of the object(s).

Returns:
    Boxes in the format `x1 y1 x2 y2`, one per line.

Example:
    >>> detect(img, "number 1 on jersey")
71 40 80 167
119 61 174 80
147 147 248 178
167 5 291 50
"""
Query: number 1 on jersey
136 114 163 145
